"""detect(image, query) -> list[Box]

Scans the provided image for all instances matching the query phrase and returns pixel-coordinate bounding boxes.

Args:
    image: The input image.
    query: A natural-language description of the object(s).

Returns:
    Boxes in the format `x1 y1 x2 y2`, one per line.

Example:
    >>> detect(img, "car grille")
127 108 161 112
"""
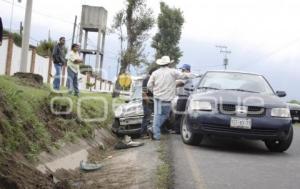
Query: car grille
201 124 278 137
291 110 299 116
218 104 266 117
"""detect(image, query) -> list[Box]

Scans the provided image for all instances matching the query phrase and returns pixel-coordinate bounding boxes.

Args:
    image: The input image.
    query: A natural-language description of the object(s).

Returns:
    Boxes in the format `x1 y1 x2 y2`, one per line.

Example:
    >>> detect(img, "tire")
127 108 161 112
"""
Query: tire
112 119 120 133
265 126 293 152
112 119 124 137
181 115 203 145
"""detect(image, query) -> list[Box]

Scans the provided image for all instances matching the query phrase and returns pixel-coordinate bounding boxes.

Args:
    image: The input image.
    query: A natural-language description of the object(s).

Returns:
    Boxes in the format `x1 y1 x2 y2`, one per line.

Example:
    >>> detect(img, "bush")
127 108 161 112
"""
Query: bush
36 40 55 57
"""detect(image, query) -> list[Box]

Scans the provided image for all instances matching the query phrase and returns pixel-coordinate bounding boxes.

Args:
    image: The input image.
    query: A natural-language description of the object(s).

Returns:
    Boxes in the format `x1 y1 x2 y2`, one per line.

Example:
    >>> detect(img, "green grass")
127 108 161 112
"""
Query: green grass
294 123 300 127
155 138 172 189
0 75 116 160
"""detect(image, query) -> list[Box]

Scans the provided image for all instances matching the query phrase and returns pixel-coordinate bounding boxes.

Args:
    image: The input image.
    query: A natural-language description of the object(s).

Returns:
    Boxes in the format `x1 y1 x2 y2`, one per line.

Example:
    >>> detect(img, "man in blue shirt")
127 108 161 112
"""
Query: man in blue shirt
173 64 193 134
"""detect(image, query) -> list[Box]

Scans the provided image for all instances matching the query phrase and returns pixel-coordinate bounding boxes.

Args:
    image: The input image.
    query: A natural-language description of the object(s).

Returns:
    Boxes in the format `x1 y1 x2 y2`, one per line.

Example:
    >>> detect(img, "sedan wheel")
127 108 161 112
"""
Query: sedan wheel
181 116 203 145
265 126 293 152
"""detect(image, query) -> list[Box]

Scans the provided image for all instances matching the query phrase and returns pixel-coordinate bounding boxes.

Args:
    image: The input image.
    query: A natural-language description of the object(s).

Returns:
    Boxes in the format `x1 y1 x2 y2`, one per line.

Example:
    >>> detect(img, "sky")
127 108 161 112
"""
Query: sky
0 0 299 100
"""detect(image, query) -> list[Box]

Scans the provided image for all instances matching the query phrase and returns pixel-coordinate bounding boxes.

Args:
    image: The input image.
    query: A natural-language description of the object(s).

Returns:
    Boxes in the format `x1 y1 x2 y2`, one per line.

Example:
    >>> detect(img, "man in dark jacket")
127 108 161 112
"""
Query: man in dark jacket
140 67 157 138
52 37 66 90
0 17 3 46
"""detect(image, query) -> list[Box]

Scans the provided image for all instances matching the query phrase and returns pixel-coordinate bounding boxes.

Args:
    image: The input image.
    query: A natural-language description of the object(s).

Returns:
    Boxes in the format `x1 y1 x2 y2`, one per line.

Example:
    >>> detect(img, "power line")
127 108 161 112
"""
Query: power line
216 45 231 70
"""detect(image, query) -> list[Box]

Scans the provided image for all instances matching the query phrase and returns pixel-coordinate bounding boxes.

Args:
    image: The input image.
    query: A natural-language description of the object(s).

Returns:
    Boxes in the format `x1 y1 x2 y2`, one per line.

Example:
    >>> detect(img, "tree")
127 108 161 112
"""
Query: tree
36 39 67 57
111 0 155 75
289 100 300 105
36 39 55 57
152 2 184 65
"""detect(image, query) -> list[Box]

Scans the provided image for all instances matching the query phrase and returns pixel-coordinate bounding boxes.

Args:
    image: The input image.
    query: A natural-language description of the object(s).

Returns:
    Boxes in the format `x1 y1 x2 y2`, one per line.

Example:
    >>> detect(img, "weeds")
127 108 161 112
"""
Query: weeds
0 76 114 160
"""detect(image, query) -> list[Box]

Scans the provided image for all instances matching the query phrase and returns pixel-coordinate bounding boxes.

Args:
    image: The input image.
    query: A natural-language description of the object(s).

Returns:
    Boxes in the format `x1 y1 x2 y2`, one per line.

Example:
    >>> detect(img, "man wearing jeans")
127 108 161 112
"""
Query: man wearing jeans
52 37 66 91
173 64 193 134
147 56 190 140
67 44 82 96
140 67 157 138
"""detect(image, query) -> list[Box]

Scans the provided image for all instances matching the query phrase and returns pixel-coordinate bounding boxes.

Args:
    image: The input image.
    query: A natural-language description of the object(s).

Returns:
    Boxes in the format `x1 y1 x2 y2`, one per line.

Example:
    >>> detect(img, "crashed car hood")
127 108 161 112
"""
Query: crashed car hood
191 90 287 108
118 100 143 117
287 103 300 110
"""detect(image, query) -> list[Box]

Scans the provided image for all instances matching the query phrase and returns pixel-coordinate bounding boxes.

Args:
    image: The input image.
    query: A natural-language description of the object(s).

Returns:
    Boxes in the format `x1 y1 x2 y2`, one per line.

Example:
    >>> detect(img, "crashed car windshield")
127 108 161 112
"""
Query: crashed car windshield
198 72 275 95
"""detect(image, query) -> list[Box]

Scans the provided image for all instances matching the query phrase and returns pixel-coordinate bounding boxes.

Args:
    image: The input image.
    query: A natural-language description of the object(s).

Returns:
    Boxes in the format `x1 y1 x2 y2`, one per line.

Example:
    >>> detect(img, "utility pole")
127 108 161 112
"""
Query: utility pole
19 22 23 36
71 15 77 45
216 45 231 70
116 57 120 78
9 0 15 33
20 0 33 72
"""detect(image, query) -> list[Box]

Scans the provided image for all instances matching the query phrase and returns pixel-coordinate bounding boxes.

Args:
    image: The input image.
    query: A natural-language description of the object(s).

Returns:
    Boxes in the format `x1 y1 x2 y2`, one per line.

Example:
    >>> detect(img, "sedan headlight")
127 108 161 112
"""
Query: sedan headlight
271 108 291 118
126 105 143 115
189 101 212 111
114 106 124 117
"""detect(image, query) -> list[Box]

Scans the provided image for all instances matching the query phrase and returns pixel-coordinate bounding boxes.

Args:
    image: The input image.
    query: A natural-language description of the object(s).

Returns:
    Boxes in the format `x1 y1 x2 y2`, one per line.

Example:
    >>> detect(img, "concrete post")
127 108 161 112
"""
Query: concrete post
61 66 66 87
30 48 36 73
86 73 90 90
20 0 33 72
83 31 88 62
47 51 52 84
99 31 106 90
5 35 14 76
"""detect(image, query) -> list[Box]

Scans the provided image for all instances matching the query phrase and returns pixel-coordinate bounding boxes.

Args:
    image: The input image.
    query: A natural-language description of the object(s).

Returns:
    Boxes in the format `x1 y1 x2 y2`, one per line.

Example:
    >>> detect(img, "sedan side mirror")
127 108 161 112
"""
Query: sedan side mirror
276 91 286 98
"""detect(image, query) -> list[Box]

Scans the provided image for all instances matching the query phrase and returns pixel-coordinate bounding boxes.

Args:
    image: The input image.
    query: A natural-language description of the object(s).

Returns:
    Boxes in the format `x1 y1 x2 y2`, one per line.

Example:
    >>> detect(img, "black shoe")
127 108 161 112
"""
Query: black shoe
147 129 154 140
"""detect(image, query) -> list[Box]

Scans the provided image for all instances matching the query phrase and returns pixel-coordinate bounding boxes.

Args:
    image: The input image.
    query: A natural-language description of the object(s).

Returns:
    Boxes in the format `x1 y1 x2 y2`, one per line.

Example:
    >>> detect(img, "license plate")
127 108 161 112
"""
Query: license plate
293 117 299 121
230 117 252 129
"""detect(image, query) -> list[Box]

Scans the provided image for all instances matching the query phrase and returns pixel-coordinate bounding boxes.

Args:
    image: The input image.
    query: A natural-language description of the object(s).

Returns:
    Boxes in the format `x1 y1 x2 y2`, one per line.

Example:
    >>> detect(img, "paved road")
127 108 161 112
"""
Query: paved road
169 124 300 189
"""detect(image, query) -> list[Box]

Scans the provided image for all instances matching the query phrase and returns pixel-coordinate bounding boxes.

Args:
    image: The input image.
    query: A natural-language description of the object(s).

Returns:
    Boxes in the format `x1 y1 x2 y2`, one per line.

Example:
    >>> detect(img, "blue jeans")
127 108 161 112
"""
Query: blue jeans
53 63 62 90
67 67 79 96
141 102 152 135
152 98 171 140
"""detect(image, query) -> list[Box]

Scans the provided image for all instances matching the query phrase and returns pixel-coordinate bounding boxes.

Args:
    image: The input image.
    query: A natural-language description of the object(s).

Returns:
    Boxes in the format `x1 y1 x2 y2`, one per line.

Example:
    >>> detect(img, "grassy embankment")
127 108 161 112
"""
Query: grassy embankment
155 137 172 189
0 75 117 160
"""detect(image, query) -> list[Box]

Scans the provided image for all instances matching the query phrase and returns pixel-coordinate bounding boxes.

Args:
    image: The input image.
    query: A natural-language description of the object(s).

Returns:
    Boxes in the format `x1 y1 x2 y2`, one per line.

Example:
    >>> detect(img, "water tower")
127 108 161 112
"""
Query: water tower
79 5 107 89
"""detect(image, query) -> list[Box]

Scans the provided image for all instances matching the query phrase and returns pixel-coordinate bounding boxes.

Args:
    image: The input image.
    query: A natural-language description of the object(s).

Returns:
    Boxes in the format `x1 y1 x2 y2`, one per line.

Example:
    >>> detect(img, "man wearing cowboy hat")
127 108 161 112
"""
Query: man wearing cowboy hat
147 56 191 140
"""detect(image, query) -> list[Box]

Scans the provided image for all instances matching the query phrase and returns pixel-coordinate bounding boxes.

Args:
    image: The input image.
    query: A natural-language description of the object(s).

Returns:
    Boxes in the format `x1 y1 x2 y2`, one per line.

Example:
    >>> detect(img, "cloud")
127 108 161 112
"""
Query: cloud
0 0 299 99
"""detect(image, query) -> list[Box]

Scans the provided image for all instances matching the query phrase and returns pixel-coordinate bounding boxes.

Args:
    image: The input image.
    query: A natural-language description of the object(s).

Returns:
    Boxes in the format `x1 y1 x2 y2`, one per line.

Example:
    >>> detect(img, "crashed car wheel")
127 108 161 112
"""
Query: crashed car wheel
181 116 203 145
112 119 123 137
265 126 293 152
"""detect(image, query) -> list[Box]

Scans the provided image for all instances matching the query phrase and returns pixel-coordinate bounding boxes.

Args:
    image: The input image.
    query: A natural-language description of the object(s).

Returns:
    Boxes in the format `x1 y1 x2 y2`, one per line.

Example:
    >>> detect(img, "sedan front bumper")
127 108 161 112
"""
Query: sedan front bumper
119 115 143 126
186 111 292 140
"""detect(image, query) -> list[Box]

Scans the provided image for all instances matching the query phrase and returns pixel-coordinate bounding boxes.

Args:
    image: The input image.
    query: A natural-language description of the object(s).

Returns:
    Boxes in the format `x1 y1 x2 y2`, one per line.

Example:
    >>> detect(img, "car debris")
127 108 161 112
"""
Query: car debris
80 161 103 172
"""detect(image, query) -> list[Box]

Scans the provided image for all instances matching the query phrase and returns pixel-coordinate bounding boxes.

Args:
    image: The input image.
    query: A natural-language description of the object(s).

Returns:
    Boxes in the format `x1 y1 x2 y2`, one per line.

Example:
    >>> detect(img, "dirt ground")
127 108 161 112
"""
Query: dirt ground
0 154 55 189
51 139 161 189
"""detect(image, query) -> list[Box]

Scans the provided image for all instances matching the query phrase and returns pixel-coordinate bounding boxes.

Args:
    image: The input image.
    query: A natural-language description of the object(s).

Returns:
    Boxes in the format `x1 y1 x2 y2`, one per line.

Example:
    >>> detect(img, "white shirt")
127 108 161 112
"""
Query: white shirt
67 51 81 73
147 67 189 101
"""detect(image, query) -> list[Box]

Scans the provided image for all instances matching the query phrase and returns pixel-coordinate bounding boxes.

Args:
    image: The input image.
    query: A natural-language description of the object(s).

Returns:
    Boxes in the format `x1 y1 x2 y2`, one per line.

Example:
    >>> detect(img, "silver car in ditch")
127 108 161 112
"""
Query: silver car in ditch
112 77 147 136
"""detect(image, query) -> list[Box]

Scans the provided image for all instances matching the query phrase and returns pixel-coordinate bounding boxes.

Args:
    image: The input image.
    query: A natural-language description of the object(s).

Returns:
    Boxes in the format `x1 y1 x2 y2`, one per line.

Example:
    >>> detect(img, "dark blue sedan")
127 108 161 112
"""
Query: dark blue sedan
181 71 293 152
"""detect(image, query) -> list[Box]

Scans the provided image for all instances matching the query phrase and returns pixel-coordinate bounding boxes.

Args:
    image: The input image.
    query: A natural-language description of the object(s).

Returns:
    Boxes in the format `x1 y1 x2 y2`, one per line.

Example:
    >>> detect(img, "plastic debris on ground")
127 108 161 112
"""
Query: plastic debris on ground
80 160 103 172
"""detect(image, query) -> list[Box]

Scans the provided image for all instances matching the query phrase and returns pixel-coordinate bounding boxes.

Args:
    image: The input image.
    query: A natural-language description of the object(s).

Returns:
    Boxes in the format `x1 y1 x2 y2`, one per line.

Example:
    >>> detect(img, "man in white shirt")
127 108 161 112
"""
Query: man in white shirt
147 56 189 140
67 44 83 96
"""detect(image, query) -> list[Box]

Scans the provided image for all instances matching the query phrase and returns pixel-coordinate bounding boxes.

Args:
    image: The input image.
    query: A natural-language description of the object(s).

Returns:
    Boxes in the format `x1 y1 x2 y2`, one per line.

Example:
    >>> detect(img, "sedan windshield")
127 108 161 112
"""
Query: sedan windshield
198 72 275 95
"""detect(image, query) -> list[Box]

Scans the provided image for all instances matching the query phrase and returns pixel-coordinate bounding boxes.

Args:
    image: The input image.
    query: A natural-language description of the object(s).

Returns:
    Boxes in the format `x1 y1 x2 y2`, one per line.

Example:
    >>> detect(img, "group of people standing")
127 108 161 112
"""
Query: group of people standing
52 37 83 96
141 55 194 140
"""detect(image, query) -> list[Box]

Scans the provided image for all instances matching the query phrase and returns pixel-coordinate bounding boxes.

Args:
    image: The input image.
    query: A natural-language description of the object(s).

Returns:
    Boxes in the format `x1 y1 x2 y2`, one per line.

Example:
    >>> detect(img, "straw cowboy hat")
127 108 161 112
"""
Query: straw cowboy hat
156 56 174 65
